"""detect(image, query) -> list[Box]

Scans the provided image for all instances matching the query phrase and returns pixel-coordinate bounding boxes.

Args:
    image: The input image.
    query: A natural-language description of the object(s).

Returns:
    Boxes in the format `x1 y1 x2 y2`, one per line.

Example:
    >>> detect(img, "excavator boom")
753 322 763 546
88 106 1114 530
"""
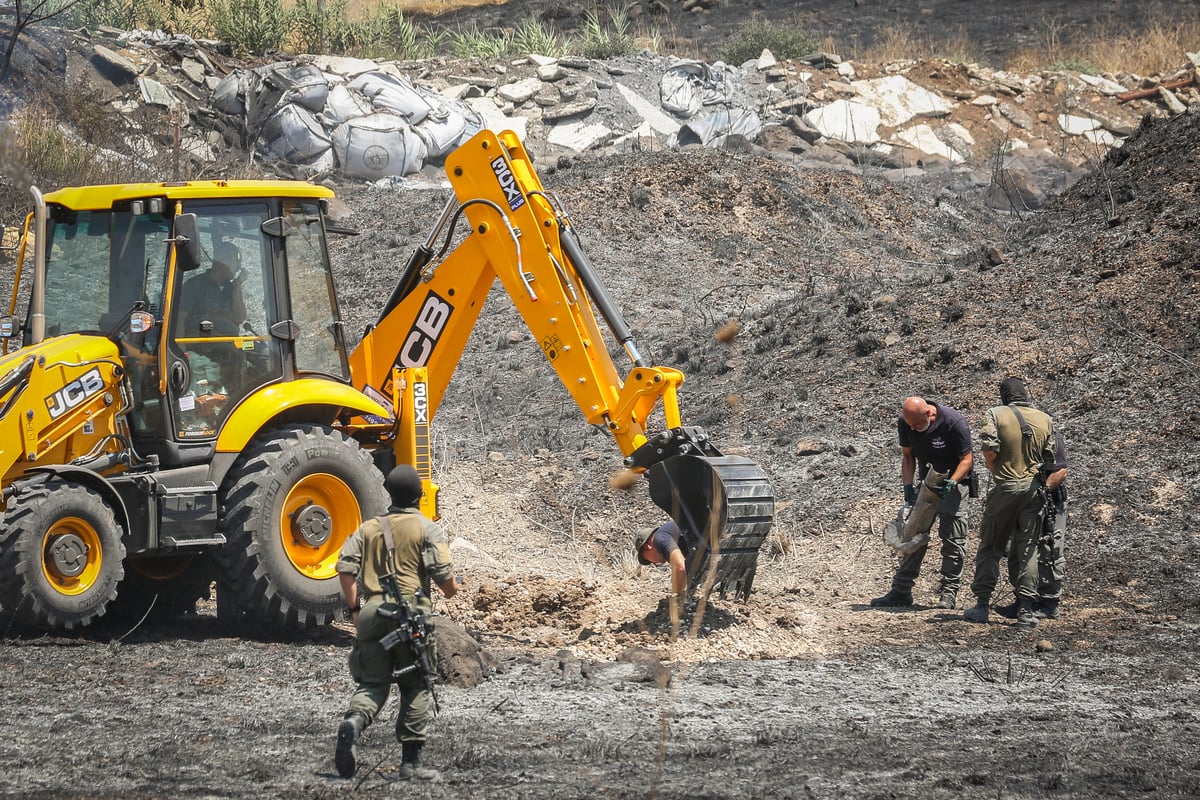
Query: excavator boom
350 130 774 598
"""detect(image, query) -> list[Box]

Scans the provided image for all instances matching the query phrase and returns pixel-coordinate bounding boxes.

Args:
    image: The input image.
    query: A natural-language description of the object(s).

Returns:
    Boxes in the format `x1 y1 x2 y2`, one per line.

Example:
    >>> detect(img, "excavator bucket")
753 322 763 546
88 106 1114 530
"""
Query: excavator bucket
647 454 775 601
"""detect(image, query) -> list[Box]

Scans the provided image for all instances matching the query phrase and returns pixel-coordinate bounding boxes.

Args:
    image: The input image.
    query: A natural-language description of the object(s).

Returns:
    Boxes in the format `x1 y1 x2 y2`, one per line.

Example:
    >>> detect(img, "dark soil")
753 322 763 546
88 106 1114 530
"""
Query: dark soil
3 2 1200 799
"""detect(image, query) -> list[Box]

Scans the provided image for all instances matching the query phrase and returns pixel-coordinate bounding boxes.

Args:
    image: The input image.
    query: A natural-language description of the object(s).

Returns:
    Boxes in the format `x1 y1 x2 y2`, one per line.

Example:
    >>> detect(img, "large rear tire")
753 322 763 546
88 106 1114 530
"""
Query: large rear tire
214 425 387 630
0 480 125 631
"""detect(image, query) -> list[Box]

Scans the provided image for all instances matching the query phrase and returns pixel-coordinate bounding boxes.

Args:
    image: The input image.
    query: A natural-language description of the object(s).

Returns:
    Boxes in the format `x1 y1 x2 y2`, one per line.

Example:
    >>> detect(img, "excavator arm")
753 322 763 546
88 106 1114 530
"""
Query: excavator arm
348 129 774 599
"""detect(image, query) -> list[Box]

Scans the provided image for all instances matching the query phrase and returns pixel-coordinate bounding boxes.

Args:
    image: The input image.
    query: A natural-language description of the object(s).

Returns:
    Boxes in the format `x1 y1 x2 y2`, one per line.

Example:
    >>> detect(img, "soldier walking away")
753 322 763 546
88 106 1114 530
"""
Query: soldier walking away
870 396 974 610
963 378 1058 628
334 465 458 781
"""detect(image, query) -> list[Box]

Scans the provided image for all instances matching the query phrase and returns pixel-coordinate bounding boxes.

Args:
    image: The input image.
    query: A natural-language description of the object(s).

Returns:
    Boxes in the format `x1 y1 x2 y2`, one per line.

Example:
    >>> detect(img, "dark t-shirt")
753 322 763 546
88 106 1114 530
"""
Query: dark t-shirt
897 401 972 477
651 520 690 564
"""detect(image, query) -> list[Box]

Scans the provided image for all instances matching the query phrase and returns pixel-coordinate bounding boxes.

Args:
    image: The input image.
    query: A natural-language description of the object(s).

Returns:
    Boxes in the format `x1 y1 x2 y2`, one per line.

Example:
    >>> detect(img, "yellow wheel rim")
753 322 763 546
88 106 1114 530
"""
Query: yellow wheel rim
42 517 103 596
280 472 361 579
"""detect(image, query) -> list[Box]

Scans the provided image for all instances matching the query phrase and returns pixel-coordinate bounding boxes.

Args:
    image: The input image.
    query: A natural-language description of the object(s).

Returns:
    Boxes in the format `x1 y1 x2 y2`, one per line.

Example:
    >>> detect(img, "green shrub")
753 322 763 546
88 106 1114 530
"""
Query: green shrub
512 15 568 58
721 18 820 66
449 22 510 59
58 0 139 31
209 0 291 56
578 4 635 60
291 0 351 56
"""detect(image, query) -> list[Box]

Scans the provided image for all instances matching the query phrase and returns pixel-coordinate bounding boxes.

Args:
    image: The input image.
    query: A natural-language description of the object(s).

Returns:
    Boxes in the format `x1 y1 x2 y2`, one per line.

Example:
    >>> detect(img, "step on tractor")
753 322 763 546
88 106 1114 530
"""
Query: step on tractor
0 129 774 632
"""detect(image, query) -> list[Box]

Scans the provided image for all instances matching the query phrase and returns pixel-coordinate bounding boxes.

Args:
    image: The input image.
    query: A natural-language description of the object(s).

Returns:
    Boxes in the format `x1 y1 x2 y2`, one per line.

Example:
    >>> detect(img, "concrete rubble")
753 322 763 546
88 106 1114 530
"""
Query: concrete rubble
17 23 1200 207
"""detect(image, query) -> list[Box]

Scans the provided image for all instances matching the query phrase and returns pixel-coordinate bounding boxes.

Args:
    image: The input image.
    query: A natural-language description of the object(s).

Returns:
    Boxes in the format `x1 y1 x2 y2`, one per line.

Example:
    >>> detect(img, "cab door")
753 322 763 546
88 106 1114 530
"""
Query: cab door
166 202 284 441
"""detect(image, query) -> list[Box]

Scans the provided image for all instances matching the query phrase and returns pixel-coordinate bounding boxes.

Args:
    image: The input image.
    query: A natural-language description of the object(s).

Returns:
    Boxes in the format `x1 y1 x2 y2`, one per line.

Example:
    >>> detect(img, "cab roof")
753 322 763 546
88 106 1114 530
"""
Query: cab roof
43 180 335 210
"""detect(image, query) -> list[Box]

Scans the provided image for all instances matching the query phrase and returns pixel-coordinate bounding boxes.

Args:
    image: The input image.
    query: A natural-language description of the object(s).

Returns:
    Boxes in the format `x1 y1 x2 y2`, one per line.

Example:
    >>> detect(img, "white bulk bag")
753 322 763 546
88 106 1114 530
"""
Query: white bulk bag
331 113 428 178
349 72 434 124
261 103 331 162
322 82 373 127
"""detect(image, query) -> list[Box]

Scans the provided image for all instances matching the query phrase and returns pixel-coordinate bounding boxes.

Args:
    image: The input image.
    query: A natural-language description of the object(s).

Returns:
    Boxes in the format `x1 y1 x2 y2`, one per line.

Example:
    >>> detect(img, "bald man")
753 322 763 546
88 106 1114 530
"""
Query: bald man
870 396 975 610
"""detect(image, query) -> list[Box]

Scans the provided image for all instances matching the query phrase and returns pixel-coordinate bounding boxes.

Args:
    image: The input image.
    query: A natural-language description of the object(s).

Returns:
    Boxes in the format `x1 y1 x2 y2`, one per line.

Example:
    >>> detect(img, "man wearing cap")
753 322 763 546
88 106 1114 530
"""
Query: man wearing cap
963 378 1059 628
334 465 458 781
636 520 690 601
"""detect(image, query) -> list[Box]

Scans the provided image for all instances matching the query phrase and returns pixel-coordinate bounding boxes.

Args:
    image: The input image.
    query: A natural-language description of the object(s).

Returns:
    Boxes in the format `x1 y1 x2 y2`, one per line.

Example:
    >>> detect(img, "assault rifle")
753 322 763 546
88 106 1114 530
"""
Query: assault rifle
378 574 440 714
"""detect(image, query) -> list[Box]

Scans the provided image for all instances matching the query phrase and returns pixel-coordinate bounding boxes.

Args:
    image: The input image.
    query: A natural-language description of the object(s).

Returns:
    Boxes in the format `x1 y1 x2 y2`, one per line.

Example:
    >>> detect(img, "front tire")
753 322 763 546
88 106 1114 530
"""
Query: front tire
0 479 125 631
215 425 387 630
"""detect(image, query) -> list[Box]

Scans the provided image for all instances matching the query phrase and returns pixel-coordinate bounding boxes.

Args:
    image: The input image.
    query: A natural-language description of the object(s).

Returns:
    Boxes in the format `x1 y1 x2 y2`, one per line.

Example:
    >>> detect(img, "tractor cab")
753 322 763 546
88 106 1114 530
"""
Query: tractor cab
27 183 351 468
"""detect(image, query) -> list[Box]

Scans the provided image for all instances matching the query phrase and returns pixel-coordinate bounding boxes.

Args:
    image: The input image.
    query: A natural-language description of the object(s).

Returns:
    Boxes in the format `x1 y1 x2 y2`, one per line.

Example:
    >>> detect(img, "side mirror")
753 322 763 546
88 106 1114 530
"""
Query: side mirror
171 213 203 271
129 311 155 334
0 314 18 337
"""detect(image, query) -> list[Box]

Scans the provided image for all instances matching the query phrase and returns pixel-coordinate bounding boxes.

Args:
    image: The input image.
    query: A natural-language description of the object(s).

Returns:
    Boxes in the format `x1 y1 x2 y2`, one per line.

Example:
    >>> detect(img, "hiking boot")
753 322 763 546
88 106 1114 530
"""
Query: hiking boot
993 600 1019 620
335 713 365 778
869 589 913 608
937 592 957 610
399 763 441 781
1034 598 1060 620
963 602 990 624
399 742 440 781
1015 599 1039 629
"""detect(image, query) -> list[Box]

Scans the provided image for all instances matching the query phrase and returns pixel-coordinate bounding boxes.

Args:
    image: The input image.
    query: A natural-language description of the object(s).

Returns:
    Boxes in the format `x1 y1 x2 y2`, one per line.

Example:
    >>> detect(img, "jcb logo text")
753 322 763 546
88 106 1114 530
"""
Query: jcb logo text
399 291 454 368
46 367 105 419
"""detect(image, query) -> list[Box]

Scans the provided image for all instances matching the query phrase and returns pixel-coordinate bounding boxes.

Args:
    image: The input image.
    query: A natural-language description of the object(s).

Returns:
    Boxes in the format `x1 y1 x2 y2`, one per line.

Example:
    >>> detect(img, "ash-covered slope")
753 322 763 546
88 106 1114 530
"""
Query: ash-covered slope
332 106 1199 618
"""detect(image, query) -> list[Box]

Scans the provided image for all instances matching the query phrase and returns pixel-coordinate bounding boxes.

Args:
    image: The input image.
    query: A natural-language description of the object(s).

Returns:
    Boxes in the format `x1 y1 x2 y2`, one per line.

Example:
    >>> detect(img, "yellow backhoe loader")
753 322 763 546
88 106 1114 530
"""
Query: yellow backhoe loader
0 129 773 632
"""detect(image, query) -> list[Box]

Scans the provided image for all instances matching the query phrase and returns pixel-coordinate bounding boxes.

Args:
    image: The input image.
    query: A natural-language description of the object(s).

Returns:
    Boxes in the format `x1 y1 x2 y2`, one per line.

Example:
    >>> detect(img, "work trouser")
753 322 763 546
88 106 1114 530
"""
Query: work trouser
1037 503 1068 600
970 481 1042 603
891 482 968 596
344 599 434 743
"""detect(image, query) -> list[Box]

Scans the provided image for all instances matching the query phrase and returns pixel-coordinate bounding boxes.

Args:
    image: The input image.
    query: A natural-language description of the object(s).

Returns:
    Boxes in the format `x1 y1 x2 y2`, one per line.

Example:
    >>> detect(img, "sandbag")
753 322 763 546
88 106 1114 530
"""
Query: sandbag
264 62 329 112
261 103 331 162
678 108 763 147
322 82 373 127
349 72 435 124
659 60 734 119
413 101 483 160
211 71 256 116
331 113 428 179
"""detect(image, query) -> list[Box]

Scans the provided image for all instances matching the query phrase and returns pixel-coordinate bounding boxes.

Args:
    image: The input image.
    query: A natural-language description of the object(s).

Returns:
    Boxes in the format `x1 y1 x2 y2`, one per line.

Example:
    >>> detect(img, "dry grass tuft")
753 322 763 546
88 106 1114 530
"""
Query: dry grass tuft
1006 11 1200 75
343 0 503 22
857 23 976 65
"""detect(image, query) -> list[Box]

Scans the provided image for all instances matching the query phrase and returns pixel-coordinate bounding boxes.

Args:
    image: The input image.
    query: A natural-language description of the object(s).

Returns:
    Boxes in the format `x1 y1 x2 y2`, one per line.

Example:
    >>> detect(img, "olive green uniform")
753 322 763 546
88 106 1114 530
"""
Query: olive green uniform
970 402 1058 604
336 509 453 742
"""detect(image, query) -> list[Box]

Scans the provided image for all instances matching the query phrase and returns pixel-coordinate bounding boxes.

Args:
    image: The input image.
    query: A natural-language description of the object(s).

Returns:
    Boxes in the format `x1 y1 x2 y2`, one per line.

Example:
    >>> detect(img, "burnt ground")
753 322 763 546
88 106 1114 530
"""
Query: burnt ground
3 2 1200 798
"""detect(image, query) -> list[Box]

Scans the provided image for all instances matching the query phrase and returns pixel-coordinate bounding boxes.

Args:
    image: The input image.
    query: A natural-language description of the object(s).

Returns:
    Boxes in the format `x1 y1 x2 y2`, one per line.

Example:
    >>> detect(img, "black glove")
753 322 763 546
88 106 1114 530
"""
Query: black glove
903 484 918 504
937 479 958 498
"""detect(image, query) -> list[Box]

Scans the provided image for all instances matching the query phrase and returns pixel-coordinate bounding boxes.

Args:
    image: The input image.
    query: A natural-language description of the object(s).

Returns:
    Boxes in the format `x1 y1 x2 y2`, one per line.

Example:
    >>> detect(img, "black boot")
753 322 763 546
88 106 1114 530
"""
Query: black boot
869 589 913 608
993 598 1019 619
335 713 366 778
1034 598 1060 620
1015 598 1039 629
399 741 440 781
963 600 990 624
